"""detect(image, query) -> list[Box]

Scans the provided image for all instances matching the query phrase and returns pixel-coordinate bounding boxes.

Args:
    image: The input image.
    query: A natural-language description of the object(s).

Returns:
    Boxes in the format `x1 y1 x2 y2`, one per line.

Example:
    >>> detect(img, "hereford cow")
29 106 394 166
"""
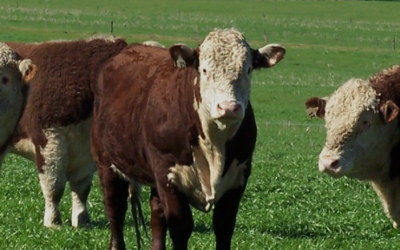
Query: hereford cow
305 65 400 229
1 37 128 228
91 28 285 250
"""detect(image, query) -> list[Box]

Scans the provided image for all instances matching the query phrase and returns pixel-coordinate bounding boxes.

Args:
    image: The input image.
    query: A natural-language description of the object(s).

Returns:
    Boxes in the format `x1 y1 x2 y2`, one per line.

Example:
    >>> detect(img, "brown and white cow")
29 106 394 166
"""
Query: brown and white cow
91 28 285 250
1 37 128 228
305 65 400 229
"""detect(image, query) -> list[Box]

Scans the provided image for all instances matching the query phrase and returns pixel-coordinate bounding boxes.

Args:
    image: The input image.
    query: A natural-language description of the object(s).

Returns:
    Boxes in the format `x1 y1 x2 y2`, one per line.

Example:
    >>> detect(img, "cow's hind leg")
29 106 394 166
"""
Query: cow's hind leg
98 164 129 250
39 173 67 227
157 182 193 250
69 169 94 227
36 130 68 228
213 187 245 250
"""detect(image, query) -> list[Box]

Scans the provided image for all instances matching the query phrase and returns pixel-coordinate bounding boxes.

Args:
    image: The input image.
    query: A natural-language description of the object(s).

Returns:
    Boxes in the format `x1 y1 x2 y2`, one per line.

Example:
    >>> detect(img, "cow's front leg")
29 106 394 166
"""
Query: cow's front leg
213 186 245 250
157 180 193 250
69 168 94 227
98 164 129 250
150 188 167 250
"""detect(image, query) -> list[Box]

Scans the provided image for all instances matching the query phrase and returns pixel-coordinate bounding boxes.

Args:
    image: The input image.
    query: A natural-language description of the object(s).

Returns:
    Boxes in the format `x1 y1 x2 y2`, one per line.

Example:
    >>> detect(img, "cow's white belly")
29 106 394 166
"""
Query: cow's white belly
11 118 95 180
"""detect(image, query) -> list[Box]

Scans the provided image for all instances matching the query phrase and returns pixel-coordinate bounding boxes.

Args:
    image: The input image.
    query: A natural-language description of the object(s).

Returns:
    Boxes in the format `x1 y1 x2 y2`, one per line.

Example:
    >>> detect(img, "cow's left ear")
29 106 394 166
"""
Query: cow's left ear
169 44 198 69
252 44 285 69
380 100 399 123
18 59 37 83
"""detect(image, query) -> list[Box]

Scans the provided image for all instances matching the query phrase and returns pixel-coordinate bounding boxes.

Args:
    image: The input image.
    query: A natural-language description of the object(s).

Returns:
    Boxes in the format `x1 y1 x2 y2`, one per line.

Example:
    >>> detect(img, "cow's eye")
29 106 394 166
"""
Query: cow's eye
361 120 371 131
202 68 207 75
247 67 252 74
1 76 8 84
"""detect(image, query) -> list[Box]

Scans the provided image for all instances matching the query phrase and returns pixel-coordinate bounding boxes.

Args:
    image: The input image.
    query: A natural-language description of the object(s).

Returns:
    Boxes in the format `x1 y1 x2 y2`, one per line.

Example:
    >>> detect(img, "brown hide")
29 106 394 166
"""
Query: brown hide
7 38 127 161
369 65 400 179
92 44 203 184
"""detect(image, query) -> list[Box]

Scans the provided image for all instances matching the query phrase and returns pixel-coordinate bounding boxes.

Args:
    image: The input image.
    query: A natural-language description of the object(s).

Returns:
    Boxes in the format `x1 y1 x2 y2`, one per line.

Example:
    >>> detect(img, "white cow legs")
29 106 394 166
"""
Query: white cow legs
39 173 67 227
37 128 68 228
70 173 93 227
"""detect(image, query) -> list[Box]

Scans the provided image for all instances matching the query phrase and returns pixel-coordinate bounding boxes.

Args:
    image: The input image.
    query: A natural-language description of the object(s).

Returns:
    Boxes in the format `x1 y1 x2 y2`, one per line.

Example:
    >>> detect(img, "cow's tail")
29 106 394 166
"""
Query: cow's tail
129 181 148 250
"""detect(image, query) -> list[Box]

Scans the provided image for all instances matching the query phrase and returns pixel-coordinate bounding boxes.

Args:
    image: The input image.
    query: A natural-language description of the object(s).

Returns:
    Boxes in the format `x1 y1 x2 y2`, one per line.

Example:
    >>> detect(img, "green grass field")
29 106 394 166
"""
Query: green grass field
1 0 400 249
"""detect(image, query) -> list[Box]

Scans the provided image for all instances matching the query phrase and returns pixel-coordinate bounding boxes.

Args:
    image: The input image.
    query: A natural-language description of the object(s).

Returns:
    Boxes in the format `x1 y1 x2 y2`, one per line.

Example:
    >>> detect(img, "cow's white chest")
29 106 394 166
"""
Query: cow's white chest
168 152 247 212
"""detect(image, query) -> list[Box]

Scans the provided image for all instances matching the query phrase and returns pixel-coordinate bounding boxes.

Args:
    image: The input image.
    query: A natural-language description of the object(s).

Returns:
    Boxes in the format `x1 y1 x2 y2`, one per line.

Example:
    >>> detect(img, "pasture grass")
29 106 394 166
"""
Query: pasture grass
0 0 400 249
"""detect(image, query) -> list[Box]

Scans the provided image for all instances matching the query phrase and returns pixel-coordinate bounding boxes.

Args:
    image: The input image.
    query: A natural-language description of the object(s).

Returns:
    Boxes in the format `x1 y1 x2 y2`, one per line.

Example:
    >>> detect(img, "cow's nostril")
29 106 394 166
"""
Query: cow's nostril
330 160 340 169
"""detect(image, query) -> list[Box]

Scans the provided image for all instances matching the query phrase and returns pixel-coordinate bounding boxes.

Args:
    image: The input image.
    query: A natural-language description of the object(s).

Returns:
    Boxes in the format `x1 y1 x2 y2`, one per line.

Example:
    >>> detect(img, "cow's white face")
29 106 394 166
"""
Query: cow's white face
190 28 285 134
198 29 252 128
0 43 36 146
317 79 400 180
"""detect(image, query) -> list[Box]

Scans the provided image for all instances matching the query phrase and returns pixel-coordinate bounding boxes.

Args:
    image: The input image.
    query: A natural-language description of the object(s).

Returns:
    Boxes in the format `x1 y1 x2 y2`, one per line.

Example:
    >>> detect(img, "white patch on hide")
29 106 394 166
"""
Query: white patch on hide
216 159 247 201
36 118 95 227
11 138 35 161
168 157 248 212
110 163 131 181
142 40 165 48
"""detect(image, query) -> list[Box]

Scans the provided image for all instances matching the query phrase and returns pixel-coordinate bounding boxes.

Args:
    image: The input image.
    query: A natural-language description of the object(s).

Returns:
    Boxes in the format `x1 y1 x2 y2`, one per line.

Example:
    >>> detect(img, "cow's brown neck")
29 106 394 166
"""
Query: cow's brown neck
369 67 400 179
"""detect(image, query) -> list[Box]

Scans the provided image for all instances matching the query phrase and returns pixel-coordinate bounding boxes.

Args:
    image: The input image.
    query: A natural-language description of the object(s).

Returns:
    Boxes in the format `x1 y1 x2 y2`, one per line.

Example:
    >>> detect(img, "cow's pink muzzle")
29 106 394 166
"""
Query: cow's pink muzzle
215 101 243 120
318 155 340 173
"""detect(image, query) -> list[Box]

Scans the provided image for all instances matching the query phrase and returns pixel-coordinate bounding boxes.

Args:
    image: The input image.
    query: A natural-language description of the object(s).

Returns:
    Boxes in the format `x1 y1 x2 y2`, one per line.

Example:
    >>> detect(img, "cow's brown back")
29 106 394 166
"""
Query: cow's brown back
8 38 127 130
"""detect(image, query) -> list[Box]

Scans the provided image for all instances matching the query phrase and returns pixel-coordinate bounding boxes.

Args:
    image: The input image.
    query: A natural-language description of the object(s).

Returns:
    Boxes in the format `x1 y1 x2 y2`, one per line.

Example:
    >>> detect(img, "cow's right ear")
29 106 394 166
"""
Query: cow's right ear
169 44 198 69
18 59 37 83
380 100 399 123
305 97 327 119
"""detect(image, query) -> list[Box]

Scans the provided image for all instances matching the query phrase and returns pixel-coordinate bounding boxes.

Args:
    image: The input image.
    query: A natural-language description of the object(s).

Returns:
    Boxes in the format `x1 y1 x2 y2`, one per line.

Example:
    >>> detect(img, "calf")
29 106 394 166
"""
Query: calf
2 37 127 227
305 65 400 229
91 28 285 250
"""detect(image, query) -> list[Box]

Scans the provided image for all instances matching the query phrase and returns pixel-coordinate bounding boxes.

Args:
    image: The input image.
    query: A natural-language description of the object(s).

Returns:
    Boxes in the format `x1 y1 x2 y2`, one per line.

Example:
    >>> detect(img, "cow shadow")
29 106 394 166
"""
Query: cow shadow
90 218 212 234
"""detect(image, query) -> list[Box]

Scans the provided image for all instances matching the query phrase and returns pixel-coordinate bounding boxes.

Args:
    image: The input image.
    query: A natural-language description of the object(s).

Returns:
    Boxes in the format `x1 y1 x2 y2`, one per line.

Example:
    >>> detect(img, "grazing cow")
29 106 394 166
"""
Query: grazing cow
1 37 128 228
305 65 400 229
91 28 285 250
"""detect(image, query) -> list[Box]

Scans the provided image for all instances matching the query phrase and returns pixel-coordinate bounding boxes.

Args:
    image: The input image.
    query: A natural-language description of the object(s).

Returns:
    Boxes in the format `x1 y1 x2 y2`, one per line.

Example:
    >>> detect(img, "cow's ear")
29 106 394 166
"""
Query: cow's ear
18 59 37 83
305 97 327 119
252 44 285 69
380 100 399 123
169 44 198 69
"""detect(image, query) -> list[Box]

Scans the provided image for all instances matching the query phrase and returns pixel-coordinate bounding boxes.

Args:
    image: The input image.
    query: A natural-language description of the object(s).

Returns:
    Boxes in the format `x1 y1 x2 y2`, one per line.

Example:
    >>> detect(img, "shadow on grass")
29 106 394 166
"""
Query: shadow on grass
90 218 212 234
264 227 328 239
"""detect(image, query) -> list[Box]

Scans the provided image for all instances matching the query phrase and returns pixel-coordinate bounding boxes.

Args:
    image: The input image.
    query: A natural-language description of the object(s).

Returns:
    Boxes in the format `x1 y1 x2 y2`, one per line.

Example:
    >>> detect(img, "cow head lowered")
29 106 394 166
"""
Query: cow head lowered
170 28 285 133
306 65 400 229
0 43 36 152
168 28 285 209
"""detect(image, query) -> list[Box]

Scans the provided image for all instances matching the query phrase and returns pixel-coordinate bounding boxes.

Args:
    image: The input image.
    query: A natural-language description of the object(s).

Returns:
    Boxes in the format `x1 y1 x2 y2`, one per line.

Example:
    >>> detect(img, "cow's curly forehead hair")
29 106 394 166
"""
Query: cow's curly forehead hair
0 42 19 67
199 28 250 79
325 78 380 149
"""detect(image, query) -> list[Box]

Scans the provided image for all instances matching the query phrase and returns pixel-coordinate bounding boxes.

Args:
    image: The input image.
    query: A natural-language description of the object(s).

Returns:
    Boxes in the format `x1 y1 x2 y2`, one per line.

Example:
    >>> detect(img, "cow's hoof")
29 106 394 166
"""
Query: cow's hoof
393 221 399 230
44 216 62 228
72 212 91 228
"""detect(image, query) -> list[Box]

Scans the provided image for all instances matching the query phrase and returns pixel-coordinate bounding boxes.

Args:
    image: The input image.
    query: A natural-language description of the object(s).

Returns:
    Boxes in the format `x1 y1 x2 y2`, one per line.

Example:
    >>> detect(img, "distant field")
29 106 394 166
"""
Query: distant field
0 0 400 249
